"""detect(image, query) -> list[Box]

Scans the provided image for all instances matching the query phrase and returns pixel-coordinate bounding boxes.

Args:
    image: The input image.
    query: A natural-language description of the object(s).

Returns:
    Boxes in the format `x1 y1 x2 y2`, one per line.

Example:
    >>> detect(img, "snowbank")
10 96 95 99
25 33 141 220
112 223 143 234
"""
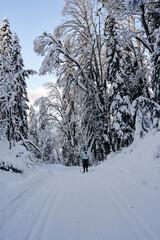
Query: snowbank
98 130 160 197
0 140 39 185
94 131 160 238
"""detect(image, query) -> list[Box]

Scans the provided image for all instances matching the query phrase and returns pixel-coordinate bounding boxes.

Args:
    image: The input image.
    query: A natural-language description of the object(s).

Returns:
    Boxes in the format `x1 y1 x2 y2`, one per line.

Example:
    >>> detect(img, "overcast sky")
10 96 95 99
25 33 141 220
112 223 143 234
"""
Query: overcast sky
0 0 65 104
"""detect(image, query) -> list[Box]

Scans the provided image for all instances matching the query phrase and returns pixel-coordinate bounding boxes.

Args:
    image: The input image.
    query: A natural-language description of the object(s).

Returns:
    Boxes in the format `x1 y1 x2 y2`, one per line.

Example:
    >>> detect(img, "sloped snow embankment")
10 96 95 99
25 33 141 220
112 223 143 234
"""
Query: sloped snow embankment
96 131 160 239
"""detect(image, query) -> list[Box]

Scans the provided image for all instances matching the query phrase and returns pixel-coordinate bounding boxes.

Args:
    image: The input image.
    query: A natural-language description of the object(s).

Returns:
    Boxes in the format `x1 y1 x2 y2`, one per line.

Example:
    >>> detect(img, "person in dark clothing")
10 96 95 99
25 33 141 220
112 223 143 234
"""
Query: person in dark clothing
80 147 89 173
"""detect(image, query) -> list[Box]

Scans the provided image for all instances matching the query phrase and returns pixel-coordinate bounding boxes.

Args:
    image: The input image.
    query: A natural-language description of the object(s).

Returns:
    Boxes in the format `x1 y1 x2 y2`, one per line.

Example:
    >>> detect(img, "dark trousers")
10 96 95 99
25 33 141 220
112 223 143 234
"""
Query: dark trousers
82 159 88 172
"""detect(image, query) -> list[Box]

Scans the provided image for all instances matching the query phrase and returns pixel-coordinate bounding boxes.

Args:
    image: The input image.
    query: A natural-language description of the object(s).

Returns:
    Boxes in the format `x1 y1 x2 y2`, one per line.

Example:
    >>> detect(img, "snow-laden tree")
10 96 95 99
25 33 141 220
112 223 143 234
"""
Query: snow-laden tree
34 0 110 163
150 20 160 103
105 16 134 151
61 85 81 165
43 82 81 165
138 1 160 104
125 0 160 103
0 17 16 148
98 0 160 141
0 17 12 55
34 96 57 163
109 75 134 151
0 18 35 148
11 33 32 139
121 41 150 101
132 96 160 138
99 0 151 100
28 105 40 156
33 0 159 161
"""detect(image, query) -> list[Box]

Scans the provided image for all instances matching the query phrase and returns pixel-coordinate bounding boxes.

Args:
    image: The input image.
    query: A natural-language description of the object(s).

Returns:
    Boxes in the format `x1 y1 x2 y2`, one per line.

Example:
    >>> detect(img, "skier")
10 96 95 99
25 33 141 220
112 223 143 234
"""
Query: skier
80 147 89 173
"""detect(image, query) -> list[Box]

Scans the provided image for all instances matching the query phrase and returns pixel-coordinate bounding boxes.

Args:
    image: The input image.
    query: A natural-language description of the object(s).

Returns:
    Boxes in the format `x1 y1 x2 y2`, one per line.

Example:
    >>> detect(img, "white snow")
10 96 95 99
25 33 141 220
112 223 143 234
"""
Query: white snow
0 131 160 240
0 140 36 176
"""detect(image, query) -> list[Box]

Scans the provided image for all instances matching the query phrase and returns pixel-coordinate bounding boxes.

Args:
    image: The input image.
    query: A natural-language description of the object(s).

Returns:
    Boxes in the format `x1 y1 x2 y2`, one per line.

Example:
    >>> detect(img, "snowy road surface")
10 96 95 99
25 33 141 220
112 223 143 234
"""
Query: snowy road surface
0 159 159 240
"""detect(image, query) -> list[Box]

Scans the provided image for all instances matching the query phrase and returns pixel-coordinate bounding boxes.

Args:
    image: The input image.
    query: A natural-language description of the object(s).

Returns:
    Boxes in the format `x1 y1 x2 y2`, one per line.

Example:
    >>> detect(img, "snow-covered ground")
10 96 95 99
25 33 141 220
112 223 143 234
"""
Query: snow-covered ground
0 132 160 240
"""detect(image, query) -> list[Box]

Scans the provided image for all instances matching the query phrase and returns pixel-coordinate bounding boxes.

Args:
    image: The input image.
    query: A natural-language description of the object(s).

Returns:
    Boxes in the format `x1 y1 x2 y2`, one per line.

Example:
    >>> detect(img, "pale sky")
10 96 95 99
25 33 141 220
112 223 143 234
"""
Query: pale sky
0 0 65 104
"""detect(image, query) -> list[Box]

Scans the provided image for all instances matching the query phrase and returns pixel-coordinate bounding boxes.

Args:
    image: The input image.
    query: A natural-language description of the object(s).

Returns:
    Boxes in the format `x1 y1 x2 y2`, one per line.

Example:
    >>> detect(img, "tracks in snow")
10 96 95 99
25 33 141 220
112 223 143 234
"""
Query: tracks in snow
25 178 63 240
0 171 54 214
0 167 159 240
0 171 63 240
99 175 158 240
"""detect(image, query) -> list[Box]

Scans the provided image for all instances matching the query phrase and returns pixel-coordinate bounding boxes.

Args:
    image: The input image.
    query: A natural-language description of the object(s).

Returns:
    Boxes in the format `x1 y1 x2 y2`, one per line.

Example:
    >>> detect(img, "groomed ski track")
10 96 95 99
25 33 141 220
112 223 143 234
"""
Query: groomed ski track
0 165 159 240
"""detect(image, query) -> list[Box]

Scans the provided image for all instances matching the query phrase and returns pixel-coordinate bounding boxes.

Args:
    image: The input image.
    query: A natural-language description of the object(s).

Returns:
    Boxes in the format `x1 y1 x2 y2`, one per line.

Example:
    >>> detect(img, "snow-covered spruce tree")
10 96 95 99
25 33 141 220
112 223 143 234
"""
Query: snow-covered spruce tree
121 44 140 100
105 16 134 151
0 18 35 148
11 32 32 140
99 0 150 101
0 37 6 138
0 17 15 148
34 0 109 163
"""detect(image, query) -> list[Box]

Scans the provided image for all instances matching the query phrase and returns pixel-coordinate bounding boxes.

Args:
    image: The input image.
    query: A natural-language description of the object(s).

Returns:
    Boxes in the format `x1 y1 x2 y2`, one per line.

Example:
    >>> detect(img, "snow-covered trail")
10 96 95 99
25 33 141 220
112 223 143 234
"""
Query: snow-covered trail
0 164 159 240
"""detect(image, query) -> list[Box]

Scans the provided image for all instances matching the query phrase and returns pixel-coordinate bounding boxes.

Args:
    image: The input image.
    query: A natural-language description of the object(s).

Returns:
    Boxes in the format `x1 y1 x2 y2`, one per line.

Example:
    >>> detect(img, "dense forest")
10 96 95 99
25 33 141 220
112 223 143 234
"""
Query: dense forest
0 0 160 166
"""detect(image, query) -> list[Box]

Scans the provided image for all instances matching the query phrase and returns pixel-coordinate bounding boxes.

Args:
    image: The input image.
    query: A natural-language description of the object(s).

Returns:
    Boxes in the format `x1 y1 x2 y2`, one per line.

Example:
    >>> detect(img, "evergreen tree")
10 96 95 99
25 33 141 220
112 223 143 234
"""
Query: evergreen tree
122 42 149 101
0 17 12 56
11 32 30 139
0 18 35 148
105 16 134 151
0 17 15 148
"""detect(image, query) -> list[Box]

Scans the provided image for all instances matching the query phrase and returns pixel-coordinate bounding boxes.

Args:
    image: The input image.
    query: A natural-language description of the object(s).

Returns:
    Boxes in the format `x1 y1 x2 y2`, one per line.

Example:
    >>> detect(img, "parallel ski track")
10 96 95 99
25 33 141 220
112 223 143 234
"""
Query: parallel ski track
0 173 63 240
25 177 63 240
0 167 158 240
0 171 54 213
99 175 158 240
